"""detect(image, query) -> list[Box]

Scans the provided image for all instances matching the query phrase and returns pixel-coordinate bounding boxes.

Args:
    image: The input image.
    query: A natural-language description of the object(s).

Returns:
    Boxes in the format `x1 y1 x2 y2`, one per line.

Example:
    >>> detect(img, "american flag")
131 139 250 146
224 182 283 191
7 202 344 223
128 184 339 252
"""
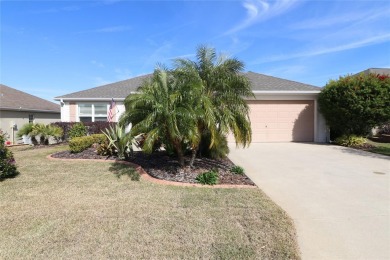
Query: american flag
108 98 116 122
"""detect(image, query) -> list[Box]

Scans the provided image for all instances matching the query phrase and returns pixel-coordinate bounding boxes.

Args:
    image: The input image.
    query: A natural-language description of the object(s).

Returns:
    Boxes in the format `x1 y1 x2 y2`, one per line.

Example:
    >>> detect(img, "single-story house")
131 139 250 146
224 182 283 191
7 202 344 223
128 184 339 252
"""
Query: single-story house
55 71 328 143
359 68 390 76
0 84 61 144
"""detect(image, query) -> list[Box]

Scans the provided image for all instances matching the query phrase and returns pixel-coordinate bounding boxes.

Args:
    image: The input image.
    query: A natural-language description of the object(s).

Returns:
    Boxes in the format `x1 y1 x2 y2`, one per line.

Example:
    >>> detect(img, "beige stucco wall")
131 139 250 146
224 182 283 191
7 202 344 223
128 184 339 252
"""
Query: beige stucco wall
0 110 60 143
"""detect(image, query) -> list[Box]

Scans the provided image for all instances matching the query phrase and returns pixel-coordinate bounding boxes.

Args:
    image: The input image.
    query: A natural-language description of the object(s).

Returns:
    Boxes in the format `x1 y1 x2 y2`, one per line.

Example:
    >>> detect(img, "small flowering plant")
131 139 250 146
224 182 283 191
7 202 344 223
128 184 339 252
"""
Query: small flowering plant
0 130 19 180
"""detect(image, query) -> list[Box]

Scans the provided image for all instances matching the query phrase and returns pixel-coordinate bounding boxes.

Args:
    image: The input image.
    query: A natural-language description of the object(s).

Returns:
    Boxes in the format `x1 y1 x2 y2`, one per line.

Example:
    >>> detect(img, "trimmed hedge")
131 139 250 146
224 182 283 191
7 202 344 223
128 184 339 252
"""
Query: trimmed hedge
51 122 117 141
91 134 107 144
69 134 107 153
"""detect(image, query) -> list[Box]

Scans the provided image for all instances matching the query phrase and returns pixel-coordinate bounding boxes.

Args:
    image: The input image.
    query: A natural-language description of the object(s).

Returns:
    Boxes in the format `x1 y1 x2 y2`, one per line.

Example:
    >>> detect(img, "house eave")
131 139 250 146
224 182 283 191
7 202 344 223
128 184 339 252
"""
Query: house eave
55 91 320 102
0 107 60 113
54 97 126 101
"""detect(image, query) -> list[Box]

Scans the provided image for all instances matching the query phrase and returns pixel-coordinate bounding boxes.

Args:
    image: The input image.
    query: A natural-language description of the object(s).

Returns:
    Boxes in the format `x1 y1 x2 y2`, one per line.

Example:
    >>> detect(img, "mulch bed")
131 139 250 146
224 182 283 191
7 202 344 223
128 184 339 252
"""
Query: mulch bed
51 148 255 186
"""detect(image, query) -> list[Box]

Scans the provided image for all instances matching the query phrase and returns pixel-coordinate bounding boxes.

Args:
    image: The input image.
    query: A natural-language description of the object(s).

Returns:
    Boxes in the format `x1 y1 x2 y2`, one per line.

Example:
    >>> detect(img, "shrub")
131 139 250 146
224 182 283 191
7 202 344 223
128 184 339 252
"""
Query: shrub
90 134 107 144
51 122 117 141
69 136 94 153
68 123 87 140
16 123 34 139
43 125 64 143
97 142 115 156
0 130 19 180
195 170 219 185
102 125 132 160
318 73 390 137
231 165 245 175
85 122 117 135
18 123 63 145
199 131 229 159
334 135 367 147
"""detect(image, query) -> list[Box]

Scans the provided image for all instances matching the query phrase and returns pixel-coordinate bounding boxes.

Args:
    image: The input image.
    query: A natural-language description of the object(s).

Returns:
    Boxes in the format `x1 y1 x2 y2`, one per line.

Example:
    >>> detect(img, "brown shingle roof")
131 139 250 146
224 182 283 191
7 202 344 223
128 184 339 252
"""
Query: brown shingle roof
0 84 60 113
55 71 320 100
56 74 152 99
358 68 390 76
245 71 321 91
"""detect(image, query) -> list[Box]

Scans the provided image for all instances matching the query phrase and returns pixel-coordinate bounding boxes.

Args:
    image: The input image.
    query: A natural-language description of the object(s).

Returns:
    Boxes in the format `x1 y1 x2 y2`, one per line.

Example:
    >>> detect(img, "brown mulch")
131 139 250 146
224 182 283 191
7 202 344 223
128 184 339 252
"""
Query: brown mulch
51 148 256 186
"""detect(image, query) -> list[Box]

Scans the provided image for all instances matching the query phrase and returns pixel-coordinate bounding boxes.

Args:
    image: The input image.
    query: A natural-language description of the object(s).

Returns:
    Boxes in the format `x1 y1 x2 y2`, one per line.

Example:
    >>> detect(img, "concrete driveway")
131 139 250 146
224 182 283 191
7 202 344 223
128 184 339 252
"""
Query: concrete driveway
228 143 390 260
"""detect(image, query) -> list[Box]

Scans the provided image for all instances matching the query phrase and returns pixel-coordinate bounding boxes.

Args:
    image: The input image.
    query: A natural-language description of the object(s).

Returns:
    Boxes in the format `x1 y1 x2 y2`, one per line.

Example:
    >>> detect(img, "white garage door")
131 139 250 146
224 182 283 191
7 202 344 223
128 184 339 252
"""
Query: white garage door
244 100 314 142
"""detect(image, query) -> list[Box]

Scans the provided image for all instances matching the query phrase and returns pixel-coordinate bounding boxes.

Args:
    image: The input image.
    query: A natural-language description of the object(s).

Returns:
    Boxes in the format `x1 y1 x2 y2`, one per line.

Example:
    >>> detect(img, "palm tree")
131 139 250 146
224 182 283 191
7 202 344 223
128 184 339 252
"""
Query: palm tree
119 67 209 167
174 45 253 157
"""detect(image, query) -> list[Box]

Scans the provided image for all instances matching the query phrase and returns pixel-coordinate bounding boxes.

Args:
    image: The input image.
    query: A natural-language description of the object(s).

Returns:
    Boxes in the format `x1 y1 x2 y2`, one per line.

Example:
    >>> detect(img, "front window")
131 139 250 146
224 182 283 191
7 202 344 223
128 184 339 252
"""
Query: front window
28 114 34 123
78 103 108 122
94 104 108 121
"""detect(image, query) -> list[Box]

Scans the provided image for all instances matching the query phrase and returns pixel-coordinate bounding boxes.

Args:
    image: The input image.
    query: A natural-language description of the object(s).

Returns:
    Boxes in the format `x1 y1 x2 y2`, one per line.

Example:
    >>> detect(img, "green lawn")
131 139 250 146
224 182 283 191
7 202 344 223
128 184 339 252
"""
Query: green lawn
366 139 390 156
0 145 300 259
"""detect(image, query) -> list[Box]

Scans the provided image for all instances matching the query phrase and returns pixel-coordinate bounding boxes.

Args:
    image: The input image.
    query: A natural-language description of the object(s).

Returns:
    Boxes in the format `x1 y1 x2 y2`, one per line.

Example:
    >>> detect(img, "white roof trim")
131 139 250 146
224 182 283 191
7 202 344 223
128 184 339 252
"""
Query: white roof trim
55 91 320 101
54 98 126 101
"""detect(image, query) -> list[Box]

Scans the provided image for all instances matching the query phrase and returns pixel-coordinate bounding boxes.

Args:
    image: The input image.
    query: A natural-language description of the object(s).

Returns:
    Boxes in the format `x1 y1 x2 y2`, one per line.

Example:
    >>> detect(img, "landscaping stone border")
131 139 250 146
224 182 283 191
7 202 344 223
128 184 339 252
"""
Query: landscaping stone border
46 154 257 189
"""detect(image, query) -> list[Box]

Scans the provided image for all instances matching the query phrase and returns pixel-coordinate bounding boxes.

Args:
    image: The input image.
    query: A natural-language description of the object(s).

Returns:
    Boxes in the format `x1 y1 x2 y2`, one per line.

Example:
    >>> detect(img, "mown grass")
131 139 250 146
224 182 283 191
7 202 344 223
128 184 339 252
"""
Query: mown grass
1 145 300 259
366 140 390 156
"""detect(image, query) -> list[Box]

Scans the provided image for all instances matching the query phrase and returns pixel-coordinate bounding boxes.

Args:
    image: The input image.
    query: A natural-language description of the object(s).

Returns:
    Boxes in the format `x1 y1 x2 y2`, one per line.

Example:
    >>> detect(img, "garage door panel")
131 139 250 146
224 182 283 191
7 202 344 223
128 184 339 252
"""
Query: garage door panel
249 100 314 142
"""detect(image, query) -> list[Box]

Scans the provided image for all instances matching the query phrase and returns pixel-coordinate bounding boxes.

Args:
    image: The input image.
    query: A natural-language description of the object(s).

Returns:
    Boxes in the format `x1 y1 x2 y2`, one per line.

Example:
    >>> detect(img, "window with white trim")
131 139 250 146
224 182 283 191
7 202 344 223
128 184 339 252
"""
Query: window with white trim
78 103 108 122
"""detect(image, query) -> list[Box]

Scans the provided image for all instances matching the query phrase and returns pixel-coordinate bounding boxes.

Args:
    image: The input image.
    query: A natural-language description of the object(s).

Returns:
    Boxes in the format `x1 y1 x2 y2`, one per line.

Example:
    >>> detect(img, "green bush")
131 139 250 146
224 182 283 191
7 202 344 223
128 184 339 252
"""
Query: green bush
90 134 107 144
195 170 219 185
18 123 63 145
318 73 390 137
69 136 94 153
0 130 20 180
231 165 245 175
16 123 34 139
199 131 230 159
68 123 87 140
97 142 115 156
334 135 367 147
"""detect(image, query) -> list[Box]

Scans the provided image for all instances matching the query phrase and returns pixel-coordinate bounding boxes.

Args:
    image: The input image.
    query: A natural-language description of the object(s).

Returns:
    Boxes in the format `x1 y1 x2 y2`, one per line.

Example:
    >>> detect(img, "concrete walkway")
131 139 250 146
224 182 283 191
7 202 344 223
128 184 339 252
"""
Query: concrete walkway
228 143 390 260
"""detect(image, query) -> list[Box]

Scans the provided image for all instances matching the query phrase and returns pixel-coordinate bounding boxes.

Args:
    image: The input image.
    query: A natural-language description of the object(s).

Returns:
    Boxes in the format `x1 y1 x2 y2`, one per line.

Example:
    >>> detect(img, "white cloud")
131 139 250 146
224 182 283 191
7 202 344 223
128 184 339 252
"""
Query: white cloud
225 0 298 35
291 8 390 30
252 33 390 64
78 26 131 34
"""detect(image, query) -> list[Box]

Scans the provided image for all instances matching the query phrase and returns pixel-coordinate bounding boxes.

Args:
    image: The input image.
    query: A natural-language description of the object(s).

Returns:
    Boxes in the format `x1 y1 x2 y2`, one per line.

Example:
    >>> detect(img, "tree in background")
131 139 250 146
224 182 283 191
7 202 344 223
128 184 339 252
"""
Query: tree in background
318 73 390 137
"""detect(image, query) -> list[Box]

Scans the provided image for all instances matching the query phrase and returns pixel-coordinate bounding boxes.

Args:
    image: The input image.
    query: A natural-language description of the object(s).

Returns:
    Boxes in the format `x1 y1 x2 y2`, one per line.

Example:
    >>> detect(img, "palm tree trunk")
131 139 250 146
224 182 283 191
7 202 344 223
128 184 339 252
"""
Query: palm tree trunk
176 145 185 167
189 147 197 168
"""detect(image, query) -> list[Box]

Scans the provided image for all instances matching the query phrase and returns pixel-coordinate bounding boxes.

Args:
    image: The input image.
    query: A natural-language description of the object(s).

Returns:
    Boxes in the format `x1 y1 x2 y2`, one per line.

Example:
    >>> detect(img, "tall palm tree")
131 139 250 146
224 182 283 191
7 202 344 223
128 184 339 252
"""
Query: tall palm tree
174 46 253 156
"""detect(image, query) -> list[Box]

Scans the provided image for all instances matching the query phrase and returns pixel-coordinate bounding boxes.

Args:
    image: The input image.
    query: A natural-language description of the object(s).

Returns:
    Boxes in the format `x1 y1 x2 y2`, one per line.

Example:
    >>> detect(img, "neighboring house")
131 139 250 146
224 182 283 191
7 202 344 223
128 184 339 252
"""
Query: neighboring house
358 68 390 76
55 72 328 143
0 84 60 144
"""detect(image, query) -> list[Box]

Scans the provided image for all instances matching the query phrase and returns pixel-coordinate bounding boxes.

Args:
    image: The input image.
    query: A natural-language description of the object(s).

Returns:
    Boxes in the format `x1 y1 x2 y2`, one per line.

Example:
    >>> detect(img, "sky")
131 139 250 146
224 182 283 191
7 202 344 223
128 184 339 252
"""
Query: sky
1 0 390 102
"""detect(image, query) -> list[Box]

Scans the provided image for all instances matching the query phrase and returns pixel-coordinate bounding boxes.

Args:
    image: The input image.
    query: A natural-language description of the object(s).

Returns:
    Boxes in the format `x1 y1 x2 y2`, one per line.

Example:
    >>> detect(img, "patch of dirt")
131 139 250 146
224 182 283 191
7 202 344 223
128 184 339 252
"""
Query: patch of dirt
51 148 256 186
